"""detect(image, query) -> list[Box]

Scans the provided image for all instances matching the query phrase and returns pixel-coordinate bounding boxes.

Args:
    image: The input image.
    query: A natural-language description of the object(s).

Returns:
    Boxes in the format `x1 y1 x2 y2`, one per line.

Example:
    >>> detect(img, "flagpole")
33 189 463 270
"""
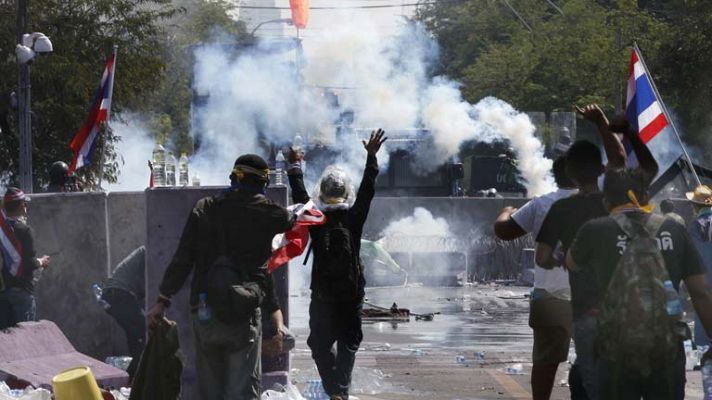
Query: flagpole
96 45 118 191
633 42 701 187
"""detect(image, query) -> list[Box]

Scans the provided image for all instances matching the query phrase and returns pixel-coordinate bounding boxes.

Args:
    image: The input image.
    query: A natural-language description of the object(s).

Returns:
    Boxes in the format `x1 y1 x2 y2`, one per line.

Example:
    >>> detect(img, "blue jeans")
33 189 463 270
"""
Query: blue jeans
0 288 36 327
572 314 599 400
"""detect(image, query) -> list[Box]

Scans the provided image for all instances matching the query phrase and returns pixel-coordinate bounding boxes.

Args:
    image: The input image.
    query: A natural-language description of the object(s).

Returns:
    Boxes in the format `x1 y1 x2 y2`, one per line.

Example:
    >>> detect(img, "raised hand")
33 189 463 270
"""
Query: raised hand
575 104 608 127
362 129 387 156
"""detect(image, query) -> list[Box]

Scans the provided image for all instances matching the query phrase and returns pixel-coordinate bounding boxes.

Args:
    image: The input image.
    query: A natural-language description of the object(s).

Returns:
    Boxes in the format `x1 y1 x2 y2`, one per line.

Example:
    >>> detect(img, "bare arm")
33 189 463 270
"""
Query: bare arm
622 126 659 181
493 207 527 241
685 274 712 339
576 104 626 169
535 242 561 269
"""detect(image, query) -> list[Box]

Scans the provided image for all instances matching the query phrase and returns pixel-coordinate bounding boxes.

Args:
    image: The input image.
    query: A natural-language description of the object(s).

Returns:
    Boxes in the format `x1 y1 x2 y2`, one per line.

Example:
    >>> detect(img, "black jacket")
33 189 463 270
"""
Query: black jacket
288 155 379 302
1 218 40 292
130 318 182 400
158 189 294 308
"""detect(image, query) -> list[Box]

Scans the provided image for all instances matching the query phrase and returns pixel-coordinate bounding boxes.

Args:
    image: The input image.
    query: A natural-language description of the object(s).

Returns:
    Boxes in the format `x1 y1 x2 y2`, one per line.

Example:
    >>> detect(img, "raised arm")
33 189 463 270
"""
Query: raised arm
576 104 626 169
287 149 310 204
351 129 387 222
609 115 659 181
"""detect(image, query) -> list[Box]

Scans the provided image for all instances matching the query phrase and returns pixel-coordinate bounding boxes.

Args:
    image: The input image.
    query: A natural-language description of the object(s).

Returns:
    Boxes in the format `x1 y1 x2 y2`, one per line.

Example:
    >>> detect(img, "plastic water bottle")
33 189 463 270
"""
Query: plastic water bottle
197 293 212 324
664 280 683 317
456 354 466 363
165 152 177 186
703 359 712 399
178 153 190 186
92 284 110 310
151 143 166 187
192 173 201 187
274 150 285 186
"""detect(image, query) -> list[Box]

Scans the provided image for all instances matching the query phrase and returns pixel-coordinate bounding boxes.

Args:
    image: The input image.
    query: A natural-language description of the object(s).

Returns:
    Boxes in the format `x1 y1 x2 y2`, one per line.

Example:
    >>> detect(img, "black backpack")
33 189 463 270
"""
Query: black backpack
204 199 265 325
311 215 361 300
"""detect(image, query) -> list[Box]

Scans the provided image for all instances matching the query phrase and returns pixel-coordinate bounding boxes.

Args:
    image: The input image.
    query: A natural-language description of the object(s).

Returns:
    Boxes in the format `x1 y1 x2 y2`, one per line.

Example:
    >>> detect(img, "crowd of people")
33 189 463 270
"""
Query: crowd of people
495 104 712 400
2 101 712 400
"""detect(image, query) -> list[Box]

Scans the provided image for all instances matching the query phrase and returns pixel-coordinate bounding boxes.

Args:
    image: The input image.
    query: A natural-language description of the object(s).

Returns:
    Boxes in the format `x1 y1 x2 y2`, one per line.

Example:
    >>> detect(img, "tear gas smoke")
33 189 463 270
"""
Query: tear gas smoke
190 16 555 195
379 207 462 252
108 116 155 192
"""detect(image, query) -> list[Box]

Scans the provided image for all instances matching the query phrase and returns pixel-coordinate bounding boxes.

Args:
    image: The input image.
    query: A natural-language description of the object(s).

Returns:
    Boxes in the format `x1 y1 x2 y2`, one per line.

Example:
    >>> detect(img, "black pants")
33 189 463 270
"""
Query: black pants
307 299 363 398
598 345 686 400
103 288 145 379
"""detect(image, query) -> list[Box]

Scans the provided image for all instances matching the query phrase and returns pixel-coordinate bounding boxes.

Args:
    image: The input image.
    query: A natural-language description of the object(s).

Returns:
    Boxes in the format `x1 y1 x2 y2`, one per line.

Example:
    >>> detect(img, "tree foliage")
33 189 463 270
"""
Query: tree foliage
0 0 175 190
417 0 712 149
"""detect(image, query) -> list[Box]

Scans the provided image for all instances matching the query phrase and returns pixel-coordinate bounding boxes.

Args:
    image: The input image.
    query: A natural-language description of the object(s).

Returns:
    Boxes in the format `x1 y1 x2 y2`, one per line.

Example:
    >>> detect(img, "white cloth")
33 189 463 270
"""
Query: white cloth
512 188 576 300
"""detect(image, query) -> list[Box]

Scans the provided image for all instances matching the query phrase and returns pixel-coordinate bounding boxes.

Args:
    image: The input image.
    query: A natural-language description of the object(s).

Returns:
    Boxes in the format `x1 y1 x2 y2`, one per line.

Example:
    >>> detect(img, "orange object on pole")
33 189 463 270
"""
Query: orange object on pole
289 0 309 29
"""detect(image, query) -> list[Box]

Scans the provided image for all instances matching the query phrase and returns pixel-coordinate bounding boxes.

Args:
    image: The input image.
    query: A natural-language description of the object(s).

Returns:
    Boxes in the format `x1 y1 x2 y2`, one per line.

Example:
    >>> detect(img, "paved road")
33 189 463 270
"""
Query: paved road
286 285 705 400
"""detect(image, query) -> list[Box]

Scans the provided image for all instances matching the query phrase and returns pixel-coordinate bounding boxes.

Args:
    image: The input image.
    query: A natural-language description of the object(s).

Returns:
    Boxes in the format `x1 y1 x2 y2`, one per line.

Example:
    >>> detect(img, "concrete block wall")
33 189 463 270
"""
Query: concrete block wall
28 192 115 360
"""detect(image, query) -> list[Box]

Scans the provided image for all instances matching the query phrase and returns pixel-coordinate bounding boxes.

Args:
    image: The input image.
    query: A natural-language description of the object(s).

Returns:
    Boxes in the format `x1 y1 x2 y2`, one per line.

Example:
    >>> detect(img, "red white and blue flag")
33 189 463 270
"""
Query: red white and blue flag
268 201 326 273
0 211 23 277
69 50 117 173
625 48 668 144
624 46 683 174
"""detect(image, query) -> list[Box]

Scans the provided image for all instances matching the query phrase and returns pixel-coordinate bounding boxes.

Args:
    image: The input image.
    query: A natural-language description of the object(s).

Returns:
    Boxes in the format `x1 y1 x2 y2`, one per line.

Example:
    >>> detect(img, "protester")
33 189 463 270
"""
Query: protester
46 161 80 192
287 129 386 400
146 155 293 400
660 199 686 225
567 169 712 399
685 185 712 347
494 157 576 400
535 104 658 400
102 246 146 380
0 187 50 329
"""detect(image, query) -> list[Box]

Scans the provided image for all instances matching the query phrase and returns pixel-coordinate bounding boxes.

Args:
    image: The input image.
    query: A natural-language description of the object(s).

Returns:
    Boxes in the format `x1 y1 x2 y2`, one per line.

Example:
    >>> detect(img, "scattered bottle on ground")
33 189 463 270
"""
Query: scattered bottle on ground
152 143 166 187
456 354 466 363
179 153 190 186
165 152 177 186
197 293 212 324
274 150 286 186
303 379 329 400
505 363 523 375
703 359 712 400
474 350 486 360
664 280 683 317
92 284 110 310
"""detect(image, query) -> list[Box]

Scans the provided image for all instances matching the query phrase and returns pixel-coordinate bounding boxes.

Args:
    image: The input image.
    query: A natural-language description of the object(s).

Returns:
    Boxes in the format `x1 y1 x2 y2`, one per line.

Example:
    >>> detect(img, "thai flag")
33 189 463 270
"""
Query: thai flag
625 48 668 144
69 50 117 173
268 201 326 273
624 46 682 174
0 211 23 277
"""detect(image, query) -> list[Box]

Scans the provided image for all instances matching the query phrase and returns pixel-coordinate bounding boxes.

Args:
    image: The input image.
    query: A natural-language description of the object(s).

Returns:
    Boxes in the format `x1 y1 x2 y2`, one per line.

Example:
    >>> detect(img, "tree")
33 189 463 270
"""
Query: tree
0 0 175 190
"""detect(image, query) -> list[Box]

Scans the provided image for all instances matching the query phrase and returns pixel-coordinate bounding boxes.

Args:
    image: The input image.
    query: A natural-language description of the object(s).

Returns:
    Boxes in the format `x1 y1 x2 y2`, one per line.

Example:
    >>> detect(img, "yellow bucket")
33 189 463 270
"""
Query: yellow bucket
51 366 103 400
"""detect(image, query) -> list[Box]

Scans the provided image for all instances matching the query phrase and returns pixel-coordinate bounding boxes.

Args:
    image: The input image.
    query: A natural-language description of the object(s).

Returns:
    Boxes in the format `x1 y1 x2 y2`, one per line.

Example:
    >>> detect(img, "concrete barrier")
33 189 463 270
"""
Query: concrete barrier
28 192 114 360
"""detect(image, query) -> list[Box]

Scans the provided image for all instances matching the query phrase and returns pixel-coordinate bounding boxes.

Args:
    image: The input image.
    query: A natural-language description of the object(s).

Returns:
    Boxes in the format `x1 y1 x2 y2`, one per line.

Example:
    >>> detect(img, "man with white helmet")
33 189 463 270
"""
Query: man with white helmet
287 129 386 400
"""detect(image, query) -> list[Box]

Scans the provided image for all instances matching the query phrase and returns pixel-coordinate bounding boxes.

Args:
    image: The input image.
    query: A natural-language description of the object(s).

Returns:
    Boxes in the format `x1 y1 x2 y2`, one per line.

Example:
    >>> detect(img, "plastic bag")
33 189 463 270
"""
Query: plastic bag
0 382 51 400
261 382 305 400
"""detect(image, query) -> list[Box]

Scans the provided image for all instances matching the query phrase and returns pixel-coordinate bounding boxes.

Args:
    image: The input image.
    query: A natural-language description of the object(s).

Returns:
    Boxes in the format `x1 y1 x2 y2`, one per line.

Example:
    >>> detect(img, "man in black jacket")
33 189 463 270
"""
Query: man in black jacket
0 187 50 329
146 155 294 400
288 129 386 400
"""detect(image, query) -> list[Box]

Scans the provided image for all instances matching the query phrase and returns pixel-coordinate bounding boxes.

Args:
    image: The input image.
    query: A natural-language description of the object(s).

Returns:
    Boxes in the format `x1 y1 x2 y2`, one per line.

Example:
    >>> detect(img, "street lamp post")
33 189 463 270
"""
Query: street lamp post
15 0 53 193
16 0 30 193
250 18 293 37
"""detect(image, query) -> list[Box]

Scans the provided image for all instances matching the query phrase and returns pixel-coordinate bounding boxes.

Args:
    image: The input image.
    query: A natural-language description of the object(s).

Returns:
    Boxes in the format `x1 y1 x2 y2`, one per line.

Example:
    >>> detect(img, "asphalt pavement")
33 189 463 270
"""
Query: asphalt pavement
286 285 706 400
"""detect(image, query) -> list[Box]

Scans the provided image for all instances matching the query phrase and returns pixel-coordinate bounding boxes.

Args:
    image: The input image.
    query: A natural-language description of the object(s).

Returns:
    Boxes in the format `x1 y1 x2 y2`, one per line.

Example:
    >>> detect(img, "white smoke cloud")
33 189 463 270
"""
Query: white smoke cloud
381 207 451 238
190 16 555 195
108 116 155 192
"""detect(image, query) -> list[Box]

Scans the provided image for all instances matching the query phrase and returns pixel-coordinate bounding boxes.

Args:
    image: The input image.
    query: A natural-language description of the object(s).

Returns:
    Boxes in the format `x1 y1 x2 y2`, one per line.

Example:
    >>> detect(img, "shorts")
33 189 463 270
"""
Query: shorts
529 290 573 365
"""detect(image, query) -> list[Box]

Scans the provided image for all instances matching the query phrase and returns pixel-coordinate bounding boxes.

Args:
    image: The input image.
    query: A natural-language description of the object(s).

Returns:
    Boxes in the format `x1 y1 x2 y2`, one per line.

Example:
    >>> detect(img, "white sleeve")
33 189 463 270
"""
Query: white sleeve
511 198 539 234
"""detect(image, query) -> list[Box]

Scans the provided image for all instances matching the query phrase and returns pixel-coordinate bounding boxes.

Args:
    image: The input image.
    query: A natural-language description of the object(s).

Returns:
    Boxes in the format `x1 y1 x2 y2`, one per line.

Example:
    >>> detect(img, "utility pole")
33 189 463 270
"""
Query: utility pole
17 0 32 193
